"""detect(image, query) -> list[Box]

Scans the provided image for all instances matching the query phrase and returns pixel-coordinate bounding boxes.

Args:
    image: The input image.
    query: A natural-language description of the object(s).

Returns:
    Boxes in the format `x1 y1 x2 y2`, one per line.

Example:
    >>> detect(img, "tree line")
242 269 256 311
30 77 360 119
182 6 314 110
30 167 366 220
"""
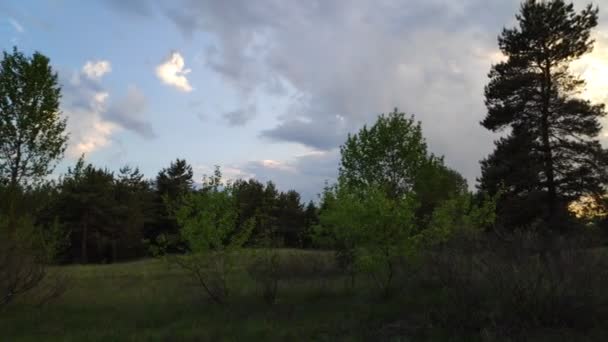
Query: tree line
1 155 320 264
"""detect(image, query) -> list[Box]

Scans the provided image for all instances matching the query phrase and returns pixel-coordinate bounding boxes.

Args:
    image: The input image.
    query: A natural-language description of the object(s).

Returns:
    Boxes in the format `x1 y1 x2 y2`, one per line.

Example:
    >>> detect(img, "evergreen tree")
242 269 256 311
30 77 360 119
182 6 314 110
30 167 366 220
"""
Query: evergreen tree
302 200 319 248
111 166 151 261
479 0 608 229
57 157 115 263
149 159 194 245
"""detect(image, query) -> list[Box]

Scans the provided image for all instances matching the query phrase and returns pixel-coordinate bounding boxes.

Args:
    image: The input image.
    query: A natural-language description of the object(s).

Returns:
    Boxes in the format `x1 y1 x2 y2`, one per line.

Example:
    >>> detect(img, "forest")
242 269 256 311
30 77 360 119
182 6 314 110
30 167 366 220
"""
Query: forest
3 0 608 340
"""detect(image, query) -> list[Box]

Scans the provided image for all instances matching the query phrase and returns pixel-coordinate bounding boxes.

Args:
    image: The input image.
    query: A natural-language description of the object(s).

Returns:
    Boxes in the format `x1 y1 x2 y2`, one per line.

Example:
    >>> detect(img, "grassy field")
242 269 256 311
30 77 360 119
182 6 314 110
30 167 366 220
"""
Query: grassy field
0 250 420 341
2 249 608 341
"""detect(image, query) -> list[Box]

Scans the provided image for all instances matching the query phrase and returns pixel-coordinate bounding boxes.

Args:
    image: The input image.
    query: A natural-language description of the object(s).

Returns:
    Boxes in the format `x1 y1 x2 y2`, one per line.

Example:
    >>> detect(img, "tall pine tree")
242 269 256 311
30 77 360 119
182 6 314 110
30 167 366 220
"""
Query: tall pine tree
479 0 608 229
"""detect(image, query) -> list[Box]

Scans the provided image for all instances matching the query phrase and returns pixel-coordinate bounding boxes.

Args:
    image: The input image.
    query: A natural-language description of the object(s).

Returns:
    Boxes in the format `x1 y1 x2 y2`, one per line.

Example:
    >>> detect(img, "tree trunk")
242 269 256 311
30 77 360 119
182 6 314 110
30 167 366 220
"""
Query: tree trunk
541 57 557 224
112 239 118 263
81 217 89 264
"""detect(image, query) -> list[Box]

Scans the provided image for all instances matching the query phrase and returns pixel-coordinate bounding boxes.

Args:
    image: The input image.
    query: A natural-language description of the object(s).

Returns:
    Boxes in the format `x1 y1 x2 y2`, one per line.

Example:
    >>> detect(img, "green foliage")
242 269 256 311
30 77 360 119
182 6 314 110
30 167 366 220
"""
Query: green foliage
1 210 67 309
164 167 255 304
149 158 194 249
339 108 468 229
0 47 68 188
479 0 608 229
316 184 418 296
339 108 429 198
416 192 499 247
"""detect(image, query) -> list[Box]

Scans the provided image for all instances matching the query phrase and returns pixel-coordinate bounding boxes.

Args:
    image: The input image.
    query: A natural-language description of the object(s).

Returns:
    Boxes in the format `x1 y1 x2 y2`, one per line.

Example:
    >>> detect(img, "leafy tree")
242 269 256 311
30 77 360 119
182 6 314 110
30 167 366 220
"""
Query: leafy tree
0 48 68 308
160 167 254 304
479 0 608 229
0 47 67 189
316 184 418 297
340 108 467 227
417 192 499 248
340 108 429 198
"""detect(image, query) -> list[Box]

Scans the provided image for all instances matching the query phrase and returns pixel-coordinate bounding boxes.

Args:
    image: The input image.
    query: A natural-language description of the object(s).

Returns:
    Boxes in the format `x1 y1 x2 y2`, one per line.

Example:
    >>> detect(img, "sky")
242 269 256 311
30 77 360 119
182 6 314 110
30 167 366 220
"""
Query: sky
1 0 608 201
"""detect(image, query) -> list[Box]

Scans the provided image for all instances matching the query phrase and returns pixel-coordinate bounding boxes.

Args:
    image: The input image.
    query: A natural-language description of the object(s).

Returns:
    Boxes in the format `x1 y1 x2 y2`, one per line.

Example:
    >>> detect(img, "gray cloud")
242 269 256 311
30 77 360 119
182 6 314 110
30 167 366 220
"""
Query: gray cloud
104 86 157 140
104 0 155 17
260 115 353 150
59 63 156 157
241 150 340 202
222 104 257 126
103 0 604 188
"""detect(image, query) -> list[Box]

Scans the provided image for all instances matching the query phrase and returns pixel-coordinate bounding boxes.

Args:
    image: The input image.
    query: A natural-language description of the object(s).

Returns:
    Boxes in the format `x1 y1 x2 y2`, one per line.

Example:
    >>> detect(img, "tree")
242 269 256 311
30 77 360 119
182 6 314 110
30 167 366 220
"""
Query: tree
479 0 608 229
0 47 67 308
316 184 418 297
57 157 116 263
340 108 429 198
163 167 254 304
156 159 194 202
110 166 152 261
302 201 319 248
339 108 467 227
148 159 194 246
275 190 305 247
0 47 68 189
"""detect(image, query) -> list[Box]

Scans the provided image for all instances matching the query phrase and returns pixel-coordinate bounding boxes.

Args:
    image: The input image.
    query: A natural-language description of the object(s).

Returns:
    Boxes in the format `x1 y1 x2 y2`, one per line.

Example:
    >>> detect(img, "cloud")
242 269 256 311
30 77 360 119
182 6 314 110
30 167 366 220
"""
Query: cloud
261 114 353 150
240 150 339 201
104 0 154 17
193 150 338 201
222 104 257 126
156 51 193 92
104 0 606 187
8 18 24 33
104 85 156 139
61 70 118 156
61 61 154 157
82 60 112 80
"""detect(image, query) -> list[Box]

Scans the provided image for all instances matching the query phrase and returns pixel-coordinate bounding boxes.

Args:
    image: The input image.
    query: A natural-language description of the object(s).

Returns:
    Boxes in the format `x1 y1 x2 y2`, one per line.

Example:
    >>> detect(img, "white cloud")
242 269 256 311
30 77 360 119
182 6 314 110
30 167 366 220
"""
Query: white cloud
260 159 296 172
63 87 119 157
82 60 112 80
155 51 193 92
61 61 154 157
8 18 24 33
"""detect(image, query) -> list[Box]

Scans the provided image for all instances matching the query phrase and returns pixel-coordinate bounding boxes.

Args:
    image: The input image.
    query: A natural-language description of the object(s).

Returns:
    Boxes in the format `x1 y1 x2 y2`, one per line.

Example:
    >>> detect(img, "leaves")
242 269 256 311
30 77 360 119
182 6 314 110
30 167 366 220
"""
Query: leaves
0 47 67 188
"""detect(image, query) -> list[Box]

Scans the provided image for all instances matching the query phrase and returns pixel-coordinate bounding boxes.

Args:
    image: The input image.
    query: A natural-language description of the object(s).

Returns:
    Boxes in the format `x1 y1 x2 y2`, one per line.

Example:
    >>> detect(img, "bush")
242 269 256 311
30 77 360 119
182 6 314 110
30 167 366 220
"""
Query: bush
1 214 67 309
411 231 608 338
316 184 418 297
157 167 254 305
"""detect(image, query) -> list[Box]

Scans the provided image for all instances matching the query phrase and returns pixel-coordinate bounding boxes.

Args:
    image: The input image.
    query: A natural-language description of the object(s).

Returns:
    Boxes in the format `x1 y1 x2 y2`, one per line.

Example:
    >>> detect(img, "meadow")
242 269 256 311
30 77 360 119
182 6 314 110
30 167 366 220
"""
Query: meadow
4 247 608 341
2 250 411 341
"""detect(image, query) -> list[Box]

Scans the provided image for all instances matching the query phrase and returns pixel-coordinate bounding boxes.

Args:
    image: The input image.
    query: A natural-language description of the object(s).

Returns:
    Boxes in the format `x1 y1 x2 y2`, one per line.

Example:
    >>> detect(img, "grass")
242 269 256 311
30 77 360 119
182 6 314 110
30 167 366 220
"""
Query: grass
0 250 413 341
3 248 608 341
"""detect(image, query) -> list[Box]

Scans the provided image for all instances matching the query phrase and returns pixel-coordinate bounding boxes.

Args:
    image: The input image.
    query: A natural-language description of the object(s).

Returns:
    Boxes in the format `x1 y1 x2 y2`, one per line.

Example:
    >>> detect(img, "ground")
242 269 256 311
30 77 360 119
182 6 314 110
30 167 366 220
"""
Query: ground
2 249 606 341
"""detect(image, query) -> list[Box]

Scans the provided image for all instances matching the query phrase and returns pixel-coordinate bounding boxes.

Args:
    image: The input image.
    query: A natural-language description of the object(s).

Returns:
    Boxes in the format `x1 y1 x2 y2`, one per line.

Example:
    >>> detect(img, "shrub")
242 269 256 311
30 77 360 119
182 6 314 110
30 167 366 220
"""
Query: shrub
411 231 608 337
316 184 418 297
156 167 254 305
0 214 67 309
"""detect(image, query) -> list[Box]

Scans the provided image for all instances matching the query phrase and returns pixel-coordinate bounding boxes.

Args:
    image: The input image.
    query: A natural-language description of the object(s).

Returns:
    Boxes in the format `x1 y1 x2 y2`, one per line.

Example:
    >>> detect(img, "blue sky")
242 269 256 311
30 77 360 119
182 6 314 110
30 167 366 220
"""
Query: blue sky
2 0 608 201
